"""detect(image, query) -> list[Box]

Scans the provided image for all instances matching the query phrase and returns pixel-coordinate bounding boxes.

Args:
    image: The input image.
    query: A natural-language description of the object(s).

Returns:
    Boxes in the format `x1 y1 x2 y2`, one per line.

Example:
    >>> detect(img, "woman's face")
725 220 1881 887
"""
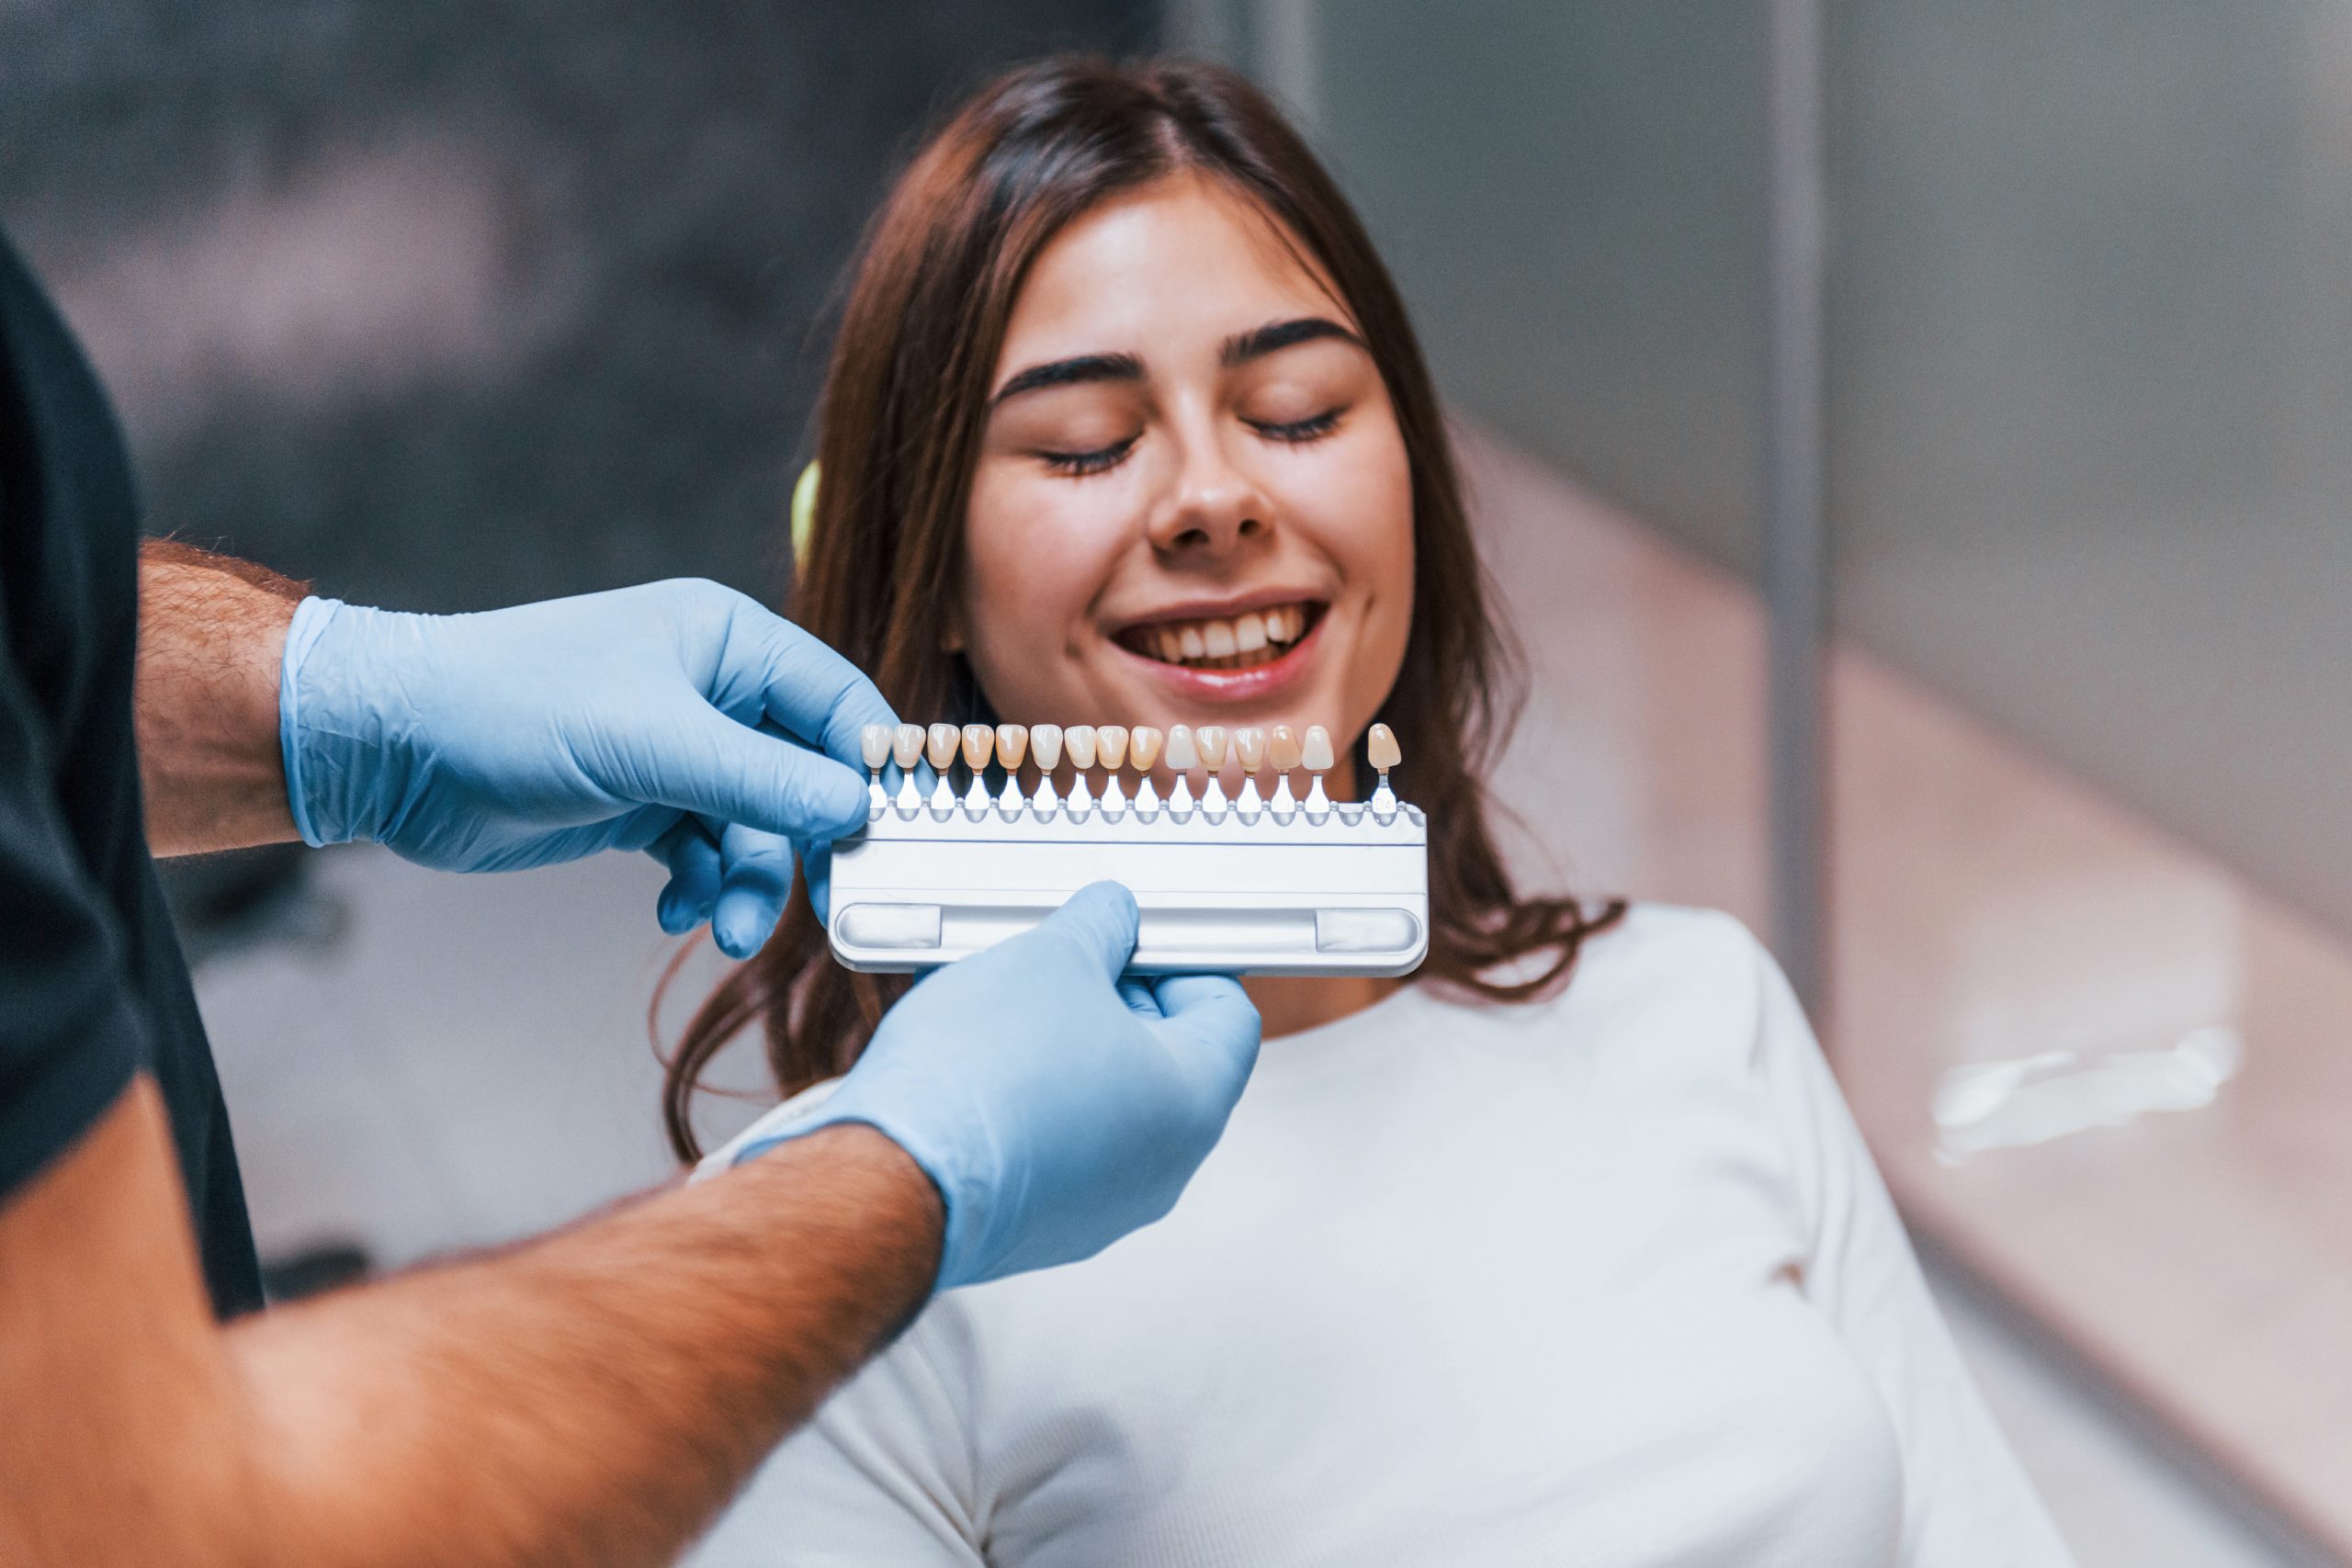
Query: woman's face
958 173 1414 784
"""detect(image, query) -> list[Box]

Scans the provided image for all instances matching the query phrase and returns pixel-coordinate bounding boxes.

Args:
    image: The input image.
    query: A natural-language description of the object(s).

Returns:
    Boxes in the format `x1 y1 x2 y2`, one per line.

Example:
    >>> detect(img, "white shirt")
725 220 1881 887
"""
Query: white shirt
690 906 2075 1568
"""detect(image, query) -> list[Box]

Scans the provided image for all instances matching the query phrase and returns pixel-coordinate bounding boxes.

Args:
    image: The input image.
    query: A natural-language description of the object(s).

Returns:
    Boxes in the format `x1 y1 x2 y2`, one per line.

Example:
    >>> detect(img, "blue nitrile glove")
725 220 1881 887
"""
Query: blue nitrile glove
727 882 1263 1291
278 579 895 956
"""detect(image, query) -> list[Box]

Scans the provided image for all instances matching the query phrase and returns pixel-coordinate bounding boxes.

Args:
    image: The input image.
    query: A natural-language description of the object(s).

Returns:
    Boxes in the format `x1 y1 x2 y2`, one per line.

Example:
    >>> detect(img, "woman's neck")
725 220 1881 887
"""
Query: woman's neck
1242 973 1399 1040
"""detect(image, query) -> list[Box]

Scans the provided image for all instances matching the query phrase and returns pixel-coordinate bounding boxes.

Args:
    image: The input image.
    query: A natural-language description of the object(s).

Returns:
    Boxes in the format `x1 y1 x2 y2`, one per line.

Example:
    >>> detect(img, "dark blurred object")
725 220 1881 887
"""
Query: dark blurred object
0 1 1156 615
260 1237 374 1303
156 842 345 968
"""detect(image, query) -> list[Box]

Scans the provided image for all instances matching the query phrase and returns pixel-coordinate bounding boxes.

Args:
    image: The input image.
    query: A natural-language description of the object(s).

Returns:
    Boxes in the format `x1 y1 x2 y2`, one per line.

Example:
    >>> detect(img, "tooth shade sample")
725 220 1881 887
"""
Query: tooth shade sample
1179 625 1208 660
1096 724 1129 769
1302 725 1335 773
892 723 926 771
1233 727 1268 770
1128 726 1165 771
1063 724 1099 770
1030 723 1064 772
1203 620 1238 657
1268 724 1301 772
1233 613 1268 652
994 724 1029 771
1367 723 1401 771
1163 724 1198 771
860 723 892 771
961 724 994 771
1195 726 1229 769
926 723 961 772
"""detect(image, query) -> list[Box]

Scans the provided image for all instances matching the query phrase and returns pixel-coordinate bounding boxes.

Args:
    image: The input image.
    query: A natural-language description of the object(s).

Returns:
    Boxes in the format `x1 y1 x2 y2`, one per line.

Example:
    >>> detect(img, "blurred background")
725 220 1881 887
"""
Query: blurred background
5 2 2347 1562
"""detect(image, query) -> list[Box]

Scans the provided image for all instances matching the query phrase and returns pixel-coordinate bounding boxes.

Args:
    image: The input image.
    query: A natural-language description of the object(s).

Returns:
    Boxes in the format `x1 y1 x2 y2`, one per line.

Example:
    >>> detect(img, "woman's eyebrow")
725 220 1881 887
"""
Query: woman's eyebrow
1220 316 1363 367
989 351 1145 407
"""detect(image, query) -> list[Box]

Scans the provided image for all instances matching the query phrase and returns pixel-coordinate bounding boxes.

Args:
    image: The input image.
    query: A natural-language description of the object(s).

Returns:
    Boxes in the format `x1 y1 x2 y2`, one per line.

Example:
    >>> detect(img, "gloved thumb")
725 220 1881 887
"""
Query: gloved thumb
657 706 872 842
1148 974 1263 1088
1032 880 1143 980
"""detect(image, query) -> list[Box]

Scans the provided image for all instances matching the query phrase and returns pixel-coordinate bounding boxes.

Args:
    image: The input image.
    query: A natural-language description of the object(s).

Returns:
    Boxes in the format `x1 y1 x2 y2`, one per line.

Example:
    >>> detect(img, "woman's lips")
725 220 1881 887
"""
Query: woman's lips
1110 607 1329 704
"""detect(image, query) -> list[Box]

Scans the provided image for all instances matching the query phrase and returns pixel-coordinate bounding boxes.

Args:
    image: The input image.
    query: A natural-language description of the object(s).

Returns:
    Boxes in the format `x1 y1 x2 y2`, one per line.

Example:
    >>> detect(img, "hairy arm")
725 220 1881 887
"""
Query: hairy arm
132 539 306 856
0 1077 942 1568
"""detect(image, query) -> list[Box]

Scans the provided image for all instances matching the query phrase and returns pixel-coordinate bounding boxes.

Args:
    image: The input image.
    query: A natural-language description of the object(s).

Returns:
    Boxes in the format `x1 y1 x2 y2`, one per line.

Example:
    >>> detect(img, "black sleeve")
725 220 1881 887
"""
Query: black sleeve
0 634 146 1203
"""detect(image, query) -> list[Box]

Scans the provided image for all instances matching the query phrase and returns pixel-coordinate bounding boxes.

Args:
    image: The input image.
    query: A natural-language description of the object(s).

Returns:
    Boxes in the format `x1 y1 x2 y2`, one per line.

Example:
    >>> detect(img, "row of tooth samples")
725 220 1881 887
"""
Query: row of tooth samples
856 721 1401 820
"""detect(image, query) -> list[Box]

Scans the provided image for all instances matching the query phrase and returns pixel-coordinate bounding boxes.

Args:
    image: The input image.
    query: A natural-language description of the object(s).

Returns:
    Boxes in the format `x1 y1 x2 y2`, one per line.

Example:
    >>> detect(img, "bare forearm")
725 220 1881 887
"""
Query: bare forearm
229 1123 942 1567
133 540 307 855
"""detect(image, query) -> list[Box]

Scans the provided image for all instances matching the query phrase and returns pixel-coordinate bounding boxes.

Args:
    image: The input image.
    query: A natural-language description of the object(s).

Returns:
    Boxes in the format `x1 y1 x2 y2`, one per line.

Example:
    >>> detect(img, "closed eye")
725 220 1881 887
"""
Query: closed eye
1250 407 1344 443
1039 435 1138 477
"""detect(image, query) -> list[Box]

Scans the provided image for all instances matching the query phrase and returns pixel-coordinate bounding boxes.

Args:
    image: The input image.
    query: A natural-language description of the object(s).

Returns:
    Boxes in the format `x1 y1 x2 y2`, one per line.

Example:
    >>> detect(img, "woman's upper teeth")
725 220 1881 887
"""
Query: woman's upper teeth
1147 604 1307 665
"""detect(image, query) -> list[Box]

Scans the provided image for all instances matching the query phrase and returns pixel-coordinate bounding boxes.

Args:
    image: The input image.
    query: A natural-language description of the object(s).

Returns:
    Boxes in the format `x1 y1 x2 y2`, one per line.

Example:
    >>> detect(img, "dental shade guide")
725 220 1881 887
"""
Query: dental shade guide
829 719 1428 978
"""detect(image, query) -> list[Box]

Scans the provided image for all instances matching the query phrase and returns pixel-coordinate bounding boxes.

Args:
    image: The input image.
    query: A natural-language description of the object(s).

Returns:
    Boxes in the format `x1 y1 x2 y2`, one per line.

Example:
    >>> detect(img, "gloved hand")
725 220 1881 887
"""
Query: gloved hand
278 579 894 956
723 882 1263 1291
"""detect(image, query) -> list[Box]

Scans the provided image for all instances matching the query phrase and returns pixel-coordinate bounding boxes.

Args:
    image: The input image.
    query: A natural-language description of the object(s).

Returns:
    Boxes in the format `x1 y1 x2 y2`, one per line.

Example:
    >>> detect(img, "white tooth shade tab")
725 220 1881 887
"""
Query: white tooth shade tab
1096 725 1129 769
1064 725 1099 770
1128 726 1164 771
961 724 995 772
925 723 960 773
1030 724 1064 773
994 724 1029 771
892 723 926 772
1301 725 1335 773
861 724 893 771
1163 724 1198 772
1195 726 1229 770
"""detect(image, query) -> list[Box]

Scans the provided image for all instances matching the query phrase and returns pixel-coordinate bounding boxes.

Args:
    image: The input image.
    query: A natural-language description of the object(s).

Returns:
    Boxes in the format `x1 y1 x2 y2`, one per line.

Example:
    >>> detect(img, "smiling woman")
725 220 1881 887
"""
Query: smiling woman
665 54 1620 1118
670 55 2075 1568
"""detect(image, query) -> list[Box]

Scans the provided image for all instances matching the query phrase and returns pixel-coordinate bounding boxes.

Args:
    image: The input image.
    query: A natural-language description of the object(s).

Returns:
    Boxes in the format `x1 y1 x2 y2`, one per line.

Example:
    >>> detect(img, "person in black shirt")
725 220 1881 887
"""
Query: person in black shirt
0 226 1259 1565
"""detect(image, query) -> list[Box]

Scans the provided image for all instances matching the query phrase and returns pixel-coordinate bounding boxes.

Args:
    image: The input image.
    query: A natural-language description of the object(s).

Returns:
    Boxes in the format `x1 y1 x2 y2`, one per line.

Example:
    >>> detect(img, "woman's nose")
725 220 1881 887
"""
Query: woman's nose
1145 438 1273 558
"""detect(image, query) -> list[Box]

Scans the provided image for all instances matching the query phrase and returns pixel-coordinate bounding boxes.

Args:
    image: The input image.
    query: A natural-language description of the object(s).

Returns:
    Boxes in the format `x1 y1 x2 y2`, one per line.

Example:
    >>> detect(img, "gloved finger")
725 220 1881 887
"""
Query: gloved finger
1025 880 1142 981
722 598 900 773
799 839 837 929
1147 974 1263 1085
646 704 874 846
650 818 722 934
712 821 797 959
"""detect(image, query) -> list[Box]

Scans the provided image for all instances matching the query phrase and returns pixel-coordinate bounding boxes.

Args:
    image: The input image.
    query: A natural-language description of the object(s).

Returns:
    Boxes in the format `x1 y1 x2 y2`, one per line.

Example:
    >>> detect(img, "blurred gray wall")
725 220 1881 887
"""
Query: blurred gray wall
0 1 1157 615
1284 1 2352 945
1299 1 1769 577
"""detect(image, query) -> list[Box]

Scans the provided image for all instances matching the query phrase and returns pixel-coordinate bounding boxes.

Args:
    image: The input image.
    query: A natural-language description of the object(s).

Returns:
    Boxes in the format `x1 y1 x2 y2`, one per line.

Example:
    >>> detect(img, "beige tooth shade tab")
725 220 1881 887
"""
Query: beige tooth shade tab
860 723 893 771
994 723 1029 771
1096 724 1129 770
1267 724 1301 773
925 723 961 772
1233 727 1268 771
1063 724 1099 770
1367 724 1401 771
961 724 995 771
1301 725 1335 773
1029 723 1064 773
1195 726 1229 770
1163 724 1197 771
1128 726 1165 771
892 723 926 772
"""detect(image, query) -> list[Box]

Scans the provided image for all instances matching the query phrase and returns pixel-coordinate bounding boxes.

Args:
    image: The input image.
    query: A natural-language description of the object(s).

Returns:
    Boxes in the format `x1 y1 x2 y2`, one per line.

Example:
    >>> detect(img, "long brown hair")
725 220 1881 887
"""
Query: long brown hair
660 56 1623 1160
